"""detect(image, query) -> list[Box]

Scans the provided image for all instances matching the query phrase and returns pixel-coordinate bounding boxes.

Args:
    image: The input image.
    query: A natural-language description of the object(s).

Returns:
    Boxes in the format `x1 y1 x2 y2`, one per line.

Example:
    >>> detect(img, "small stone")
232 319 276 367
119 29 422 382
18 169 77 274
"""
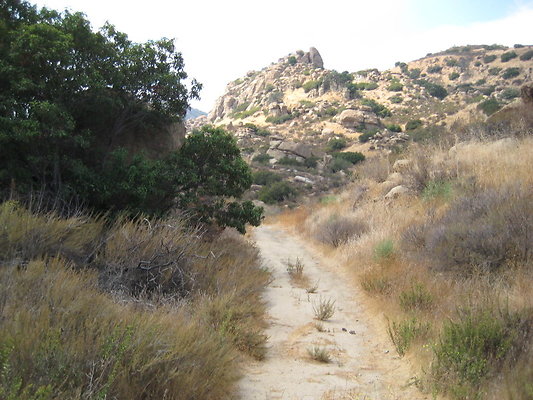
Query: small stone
342 328 347 332
349 330 356 335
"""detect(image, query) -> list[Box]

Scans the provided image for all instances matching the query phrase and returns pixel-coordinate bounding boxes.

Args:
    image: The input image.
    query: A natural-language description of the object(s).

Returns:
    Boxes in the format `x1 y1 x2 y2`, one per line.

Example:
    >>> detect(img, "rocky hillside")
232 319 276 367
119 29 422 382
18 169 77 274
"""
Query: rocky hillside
188 45 532 206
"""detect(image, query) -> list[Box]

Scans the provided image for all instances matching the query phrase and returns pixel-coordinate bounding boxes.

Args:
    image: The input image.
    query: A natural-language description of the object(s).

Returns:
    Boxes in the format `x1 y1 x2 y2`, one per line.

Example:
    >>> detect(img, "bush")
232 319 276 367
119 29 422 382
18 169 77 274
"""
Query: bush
386 124 402 132
327 137 347 151
449 72 460 80
361 98 392 117
501 51 518 62
500 87 521 100
427 65 443 74
374 239 394 260
353 82 378 90
388 318 430 356
314 214 367 247
483 54 497 63
387 81 404 91
519 50 533 61
427 83 448 99
408 68 421 79
252 153 272 164
258 181 297 204
277 156 304 167
312 297 336 320
399 283 434 311
406 119 423 131
489 67 502 75
252 170 282 186
287 55 297 65
328 157 352 173
302 79 322 92
333 151 365 164
389 94 403 104
431 307 531 397
403 186 533 273
265 114 294 124
232 106 261 119
445 58 458 67
502 67 520 79
359 131 377 142
478 98 501 116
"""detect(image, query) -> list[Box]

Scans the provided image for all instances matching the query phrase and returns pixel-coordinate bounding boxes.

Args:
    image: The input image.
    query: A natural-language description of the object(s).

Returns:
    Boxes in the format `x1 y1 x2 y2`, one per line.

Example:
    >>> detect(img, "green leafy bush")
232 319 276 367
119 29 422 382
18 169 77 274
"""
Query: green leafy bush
258 181 297 204
387 318 430 356
265 114 294 124
406 119 423 131
408 68 421 79
445 58 458 67
489 67 502 75
287 55 297 65
359 131 377 143
502 67 520 79
361 98 392 117
252 170 282 186
500 87 520 100
302 79 322 92
427 65 443 74
386 124 402 132
387 81 404 91
519 50 533 61
483 54 497 63
332 151 365 164
327 157 352 173
389 94 403 104
374 239 394 260
327 137 348 151
252 153 272 164
277 157 304 167
449 72 460 80
501 51 517 62
353 82 378 90
478 98 501 116
427 83 448 99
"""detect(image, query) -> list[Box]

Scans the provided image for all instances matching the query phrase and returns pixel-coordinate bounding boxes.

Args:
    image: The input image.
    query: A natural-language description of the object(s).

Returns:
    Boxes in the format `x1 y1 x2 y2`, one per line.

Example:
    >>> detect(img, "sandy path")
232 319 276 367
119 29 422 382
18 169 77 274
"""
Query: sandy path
237 224 428 400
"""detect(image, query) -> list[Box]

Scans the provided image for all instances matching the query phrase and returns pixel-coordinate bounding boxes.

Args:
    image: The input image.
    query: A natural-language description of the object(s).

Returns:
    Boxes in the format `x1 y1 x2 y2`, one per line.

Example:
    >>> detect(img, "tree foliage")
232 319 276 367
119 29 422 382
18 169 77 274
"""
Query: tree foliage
0 2 262 233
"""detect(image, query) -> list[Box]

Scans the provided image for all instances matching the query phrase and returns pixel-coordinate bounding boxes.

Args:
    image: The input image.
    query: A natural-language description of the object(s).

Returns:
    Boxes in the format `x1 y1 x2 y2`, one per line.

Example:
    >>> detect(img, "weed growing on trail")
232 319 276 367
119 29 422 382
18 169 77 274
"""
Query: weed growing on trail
307 346 332 363
313 297 336 321
387 317 430 356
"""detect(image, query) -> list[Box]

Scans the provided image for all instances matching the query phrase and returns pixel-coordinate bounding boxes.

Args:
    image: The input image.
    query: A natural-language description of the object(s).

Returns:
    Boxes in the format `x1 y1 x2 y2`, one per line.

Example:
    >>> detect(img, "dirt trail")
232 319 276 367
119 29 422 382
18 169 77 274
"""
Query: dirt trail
237 224 428 400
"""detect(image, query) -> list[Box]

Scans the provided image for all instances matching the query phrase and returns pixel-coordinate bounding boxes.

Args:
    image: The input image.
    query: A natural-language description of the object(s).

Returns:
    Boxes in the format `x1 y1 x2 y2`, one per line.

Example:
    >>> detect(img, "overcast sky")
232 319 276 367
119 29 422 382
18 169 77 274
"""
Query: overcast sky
33 0 533 112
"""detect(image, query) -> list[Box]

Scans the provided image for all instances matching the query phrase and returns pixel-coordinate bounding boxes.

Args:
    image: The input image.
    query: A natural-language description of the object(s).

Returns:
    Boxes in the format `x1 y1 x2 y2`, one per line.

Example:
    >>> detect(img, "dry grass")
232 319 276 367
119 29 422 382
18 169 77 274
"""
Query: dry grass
307 346 332 363
312 297 336 321
0 203 270 398
283 133 533 399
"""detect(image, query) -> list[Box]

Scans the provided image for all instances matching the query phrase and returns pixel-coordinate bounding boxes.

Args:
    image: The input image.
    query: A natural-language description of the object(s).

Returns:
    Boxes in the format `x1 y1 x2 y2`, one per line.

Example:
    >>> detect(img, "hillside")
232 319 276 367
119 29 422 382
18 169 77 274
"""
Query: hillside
188 45 532 206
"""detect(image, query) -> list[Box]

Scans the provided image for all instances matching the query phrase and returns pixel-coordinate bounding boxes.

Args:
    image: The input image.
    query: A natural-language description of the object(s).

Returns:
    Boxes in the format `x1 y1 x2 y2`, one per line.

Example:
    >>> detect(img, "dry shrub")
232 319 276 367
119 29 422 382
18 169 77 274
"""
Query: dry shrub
355 155 390 182
0 200 103 265
312 213 368 247
0 259 239 400
403 185 533 273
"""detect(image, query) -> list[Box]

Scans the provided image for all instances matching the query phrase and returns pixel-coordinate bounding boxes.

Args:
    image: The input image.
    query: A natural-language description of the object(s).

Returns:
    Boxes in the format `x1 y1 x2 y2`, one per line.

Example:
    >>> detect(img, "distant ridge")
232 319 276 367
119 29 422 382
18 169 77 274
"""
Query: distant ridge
185 107 207 120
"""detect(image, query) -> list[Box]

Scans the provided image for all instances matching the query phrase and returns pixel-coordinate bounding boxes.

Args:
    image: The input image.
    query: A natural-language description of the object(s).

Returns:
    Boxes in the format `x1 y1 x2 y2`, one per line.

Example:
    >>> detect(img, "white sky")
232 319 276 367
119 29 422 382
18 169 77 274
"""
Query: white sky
32 0 533 112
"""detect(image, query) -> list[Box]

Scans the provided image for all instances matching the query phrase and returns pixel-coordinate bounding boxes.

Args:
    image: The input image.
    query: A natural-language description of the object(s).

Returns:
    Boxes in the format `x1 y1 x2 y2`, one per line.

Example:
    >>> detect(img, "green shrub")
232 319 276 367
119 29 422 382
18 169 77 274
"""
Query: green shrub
252 170 282 186
258 181 297 204
427 65 443 74
483 54 497 63
302 79 322 92
359 131 376 143
500 87 520 100
445 58 458 67
431 307 528 397
304 156 319 168
328 157 352 173
244 123 270 136
475 78 486 85
374 239 394 260
449 72 460 80
480 85 496 96
474 61 482 66
389 94 403 104
353 82 378 90
252 153 272 164
287 55 297 65
489 67 502 75
277 156 304 167
519 49 533 61
478 98 501 116
388 318 430 356
299 100 315 108
232 106 261 119
327 137 347 151
386 124 402 132
408 68 421 79
427 83 448 99
502 67 520 79
333 151 365 164
387 81 404 91
406 119 423 131
422 180 453 201
265 114 294 124
399 283 434 311
501 51 517 62
361 98 392 117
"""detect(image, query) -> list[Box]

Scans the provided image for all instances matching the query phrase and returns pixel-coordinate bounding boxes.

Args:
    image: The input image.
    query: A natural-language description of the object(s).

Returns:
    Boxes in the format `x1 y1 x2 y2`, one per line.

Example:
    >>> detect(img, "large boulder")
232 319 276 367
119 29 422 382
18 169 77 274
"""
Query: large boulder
309 47 324 69
277 141 314 159
337 109 380 129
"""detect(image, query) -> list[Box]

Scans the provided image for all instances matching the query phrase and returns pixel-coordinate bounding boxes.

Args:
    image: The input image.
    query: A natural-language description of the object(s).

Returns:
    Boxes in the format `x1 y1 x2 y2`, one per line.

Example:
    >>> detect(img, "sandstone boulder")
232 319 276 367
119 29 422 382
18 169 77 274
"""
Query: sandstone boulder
309 47 324 69
384 185 410 200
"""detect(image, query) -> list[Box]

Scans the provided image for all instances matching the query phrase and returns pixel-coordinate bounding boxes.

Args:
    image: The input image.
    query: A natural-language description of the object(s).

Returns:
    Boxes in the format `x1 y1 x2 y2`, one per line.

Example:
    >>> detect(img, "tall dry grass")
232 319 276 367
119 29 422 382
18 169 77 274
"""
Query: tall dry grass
0 202 270 399
280 133 533 399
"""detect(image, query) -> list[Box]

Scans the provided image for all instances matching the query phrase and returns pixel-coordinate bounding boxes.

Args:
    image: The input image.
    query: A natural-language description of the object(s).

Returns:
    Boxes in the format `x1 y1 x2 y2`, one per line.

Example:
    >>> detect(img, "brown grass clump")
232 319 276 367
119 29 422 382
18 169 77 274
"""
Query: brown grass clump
0 202 270 398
